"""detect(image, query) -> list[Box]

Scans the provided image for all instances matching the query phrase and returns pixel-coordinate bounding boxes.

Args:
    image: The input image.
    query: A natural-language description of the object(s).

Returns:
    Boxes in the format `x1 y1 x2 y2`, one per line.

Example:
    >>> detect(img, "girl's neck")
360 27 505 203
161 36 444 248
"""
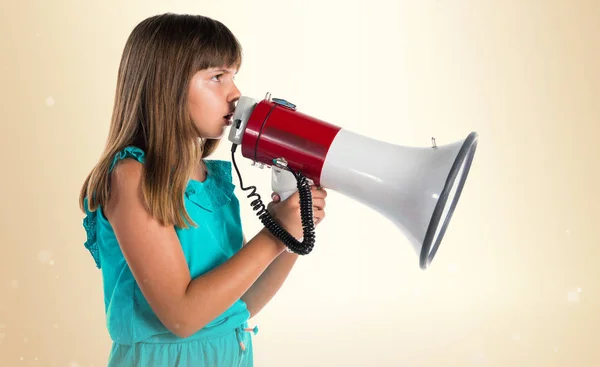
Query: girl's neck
191 160 208 183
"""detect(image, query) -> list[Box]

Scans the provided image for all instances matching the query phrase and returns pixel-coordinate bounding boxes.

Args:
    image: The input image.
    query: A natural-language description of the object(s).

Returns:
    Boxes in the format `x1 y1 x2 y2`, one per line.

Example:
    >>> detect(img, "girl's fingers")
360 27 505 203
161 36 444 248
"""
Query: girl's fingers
311 186 327 199
271 192 280 202
312 198 326 210
313 208 325 224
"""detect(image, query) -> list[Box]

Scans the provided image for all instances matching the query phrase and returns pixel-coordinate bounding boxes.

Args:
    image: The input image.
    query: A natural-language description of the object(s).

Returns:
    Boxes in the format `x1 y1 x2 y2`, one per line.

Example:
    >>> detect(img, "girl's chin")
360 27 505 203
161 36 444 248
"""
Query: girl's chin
205 129 227 140
194 123 230 140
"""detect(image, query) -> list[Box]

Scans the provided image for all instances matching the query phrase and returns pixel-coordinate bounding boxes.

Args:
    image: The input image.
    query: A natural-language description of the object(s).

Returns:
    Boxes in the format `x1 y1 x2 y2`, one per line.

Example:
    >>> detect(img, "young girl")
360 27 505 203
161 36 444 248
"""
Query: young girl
79 13 327 367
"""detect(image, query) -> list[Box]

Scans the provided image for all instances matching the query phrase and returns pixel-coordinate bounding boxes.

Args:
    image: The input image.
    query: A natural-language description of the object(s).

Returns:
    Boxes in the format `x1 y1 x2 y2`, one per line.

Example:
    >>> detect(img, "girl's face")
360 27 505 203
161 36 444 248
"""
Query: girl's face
187 66 241 139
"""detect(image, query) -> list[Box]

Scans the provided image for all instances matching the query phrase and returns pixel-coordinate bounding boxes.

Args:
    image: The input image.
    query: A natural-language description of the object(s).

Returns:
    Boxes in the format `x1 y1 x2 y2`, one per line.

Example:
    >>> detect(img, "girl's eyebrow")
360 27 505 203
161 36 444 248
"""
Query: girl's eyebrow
211 68 238 75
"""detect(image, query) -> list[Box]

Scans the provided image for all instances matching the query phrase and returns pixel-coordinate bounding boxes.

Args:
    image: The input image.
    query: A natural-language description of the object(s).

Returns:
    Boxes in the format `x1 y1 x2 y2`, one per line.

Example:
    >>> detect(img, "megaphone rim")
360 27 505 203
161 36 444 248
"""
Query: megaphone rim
420 131 479 270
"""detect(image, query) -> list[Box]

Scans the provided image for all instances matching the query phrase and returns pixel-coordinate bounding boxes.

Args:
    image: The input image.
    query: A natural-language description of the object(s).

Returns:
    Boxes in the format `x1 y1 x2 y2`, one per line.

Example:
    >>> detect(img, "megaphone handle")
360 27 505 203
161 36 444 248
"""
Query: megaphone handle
271 166 299 202
271 167 305 242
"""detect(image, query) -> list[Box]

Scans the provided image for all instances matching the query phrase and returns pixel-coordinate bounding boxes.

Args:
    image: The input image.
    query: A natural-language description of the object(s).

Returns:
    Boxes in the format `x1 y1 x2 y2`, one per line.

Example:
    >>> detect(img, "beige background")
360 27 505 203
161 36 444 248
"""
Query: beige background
1 0 599 366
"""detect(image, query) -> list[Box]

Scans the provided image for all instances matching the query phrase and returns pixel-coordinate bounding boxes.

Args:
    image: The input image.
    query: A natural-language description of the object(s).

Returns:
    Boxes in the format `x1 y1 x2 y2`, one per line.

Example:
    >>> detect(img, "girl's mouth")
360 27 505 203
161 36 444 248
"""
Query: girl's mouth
223 113 233 126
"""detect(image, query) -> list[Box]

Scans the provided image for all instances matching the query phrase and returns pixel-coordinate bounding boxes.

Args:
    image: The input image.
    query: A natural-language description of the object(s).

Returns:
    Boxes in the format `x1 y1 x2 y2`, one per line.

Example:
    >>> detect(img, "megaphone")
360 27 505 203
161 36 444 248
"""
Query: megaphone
228 93 479 270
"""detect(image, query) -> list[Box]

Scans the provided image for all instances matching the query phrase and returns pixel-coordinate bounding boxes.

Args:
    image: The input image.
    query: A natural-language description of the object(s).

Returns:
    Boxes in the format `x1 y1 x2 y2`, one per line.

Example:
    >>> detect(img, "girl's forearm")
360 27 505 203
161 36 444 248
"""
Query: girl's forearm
241 250 299 318
175 228 285 337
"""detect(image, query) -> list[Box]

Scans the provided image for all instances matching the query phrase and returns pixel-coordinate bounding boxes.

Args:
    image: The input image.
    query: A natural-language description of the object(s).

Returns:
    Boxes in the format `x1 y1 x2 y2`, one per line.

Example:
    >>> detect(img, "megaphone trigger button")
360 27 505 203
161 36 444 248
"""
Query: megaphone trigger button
272 98 297 111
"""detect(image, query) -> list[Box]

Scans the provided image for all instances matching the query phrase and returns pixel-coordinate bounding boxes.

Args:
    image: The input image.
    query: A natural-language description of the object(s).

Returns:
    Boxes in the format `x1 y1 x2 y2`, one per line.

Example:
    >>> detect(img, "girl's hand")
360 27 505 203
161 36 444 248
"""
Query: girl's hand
267 186 327 239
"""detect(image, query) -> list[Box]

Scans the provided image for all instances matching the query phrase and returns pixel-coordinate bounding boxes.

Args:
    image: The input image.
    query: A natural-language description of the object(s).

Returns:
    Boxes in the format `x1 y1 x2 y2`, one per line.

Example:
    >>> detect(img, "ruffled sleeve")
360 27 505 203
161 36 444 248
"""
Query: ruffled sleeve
109 146 146 171
83 197 101 269
185 160 236 212
82 146 146 269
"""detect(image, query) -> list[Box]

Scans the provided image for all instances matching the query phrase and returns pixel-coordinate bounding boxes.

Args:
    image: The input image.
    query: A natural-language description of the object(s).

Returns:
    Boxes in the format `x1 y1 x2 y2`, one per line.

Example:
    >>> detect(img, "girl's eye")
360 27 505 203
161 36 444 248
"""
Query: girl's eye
211 74 222 81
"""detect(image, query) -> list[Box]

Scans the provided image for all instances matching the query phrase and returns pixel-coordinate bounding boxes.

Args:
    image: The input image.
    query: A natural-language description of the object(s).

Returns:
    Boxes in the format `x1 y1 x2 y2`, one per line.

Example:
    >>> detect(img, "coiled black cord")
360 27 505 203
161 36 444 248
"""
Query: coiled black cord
231 143 316 255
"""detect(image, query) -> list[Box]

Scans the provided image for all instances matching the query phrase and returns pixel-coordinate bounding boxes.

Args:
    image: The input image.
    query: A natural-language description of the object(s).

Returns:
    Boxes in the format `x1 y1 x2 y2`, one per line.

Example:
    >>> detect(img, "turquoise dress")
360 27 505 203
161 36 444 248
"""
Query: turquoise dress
82 146 256 366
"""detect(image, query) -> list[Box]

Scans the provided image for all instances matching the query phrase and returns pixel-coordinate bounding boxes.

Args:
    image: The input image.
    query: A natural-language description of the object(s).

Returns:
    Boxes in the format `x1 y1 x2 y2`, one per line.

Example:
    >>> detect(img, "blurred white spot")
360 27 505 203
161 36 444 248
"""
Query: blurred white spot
52 324 59 329
34 356 38 361
512 333 521 342
174 323 181 329
447 263 459 273
36 33 40 37
577 287 582 292
10 280 18 289
568 291 580 303
565 229 570 235
554 347 559 352
69 362 80 367
432 193 439 199
45 97 55 106
20 357 24 360
49 260 55 266
56 275 60 279
38 250 53 264
23 337 28 343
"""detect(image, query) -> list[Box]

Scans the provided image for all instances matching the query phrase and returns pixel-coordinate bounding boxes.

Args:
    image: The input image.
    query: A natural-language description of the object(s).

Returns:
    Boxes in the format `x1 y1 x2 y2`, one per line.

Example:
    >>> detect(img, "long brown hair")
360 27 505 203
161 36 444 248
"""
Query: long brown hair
79 13 242 228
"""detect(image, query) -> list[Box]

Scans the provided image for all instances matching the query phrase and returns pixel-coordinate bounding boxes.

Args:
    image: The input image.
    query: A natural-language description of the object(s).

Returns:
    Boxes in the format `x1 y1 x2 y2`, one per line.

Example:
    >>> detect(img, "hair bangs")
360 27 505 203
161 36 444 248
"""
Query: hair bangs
192 19 242 72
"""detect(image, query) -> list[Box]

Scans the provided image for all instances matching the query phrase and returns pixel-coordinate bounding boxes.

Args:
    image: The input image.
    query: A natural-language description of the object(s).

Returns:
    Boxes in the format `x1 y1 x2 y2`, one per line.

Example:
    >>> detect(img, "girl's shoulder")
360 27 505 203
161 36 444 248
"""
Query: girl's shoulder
81 146 238 269
81 146 146 270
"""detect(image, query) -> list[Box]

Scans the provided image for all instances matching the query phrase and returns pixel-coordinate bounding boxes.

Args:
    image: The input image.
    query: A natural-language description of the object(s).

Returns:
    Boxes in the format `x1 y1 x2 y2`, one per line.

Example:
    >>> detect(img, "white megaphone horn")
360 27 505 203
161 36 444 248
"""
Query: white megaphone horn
228 93 479 270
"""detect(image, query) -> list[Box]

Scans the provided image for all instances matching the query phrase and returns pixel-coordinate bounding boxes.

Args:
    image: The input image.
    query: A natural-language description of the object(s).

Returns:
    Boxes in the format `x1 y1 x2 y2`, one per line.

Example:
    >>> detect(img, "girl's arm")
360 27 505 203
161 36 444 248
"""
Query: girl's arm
104 159 287 338
241 249 299 318
240 189 326 318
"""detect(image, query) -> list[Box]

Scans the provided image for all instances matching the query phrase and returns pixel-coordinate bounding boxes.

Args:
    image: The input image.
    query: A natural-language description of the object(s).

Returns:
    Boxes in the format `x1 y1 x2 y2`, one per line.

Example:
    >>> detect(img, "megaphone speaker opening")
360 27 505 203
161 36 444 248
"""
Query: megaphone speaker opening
418 131 478 269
